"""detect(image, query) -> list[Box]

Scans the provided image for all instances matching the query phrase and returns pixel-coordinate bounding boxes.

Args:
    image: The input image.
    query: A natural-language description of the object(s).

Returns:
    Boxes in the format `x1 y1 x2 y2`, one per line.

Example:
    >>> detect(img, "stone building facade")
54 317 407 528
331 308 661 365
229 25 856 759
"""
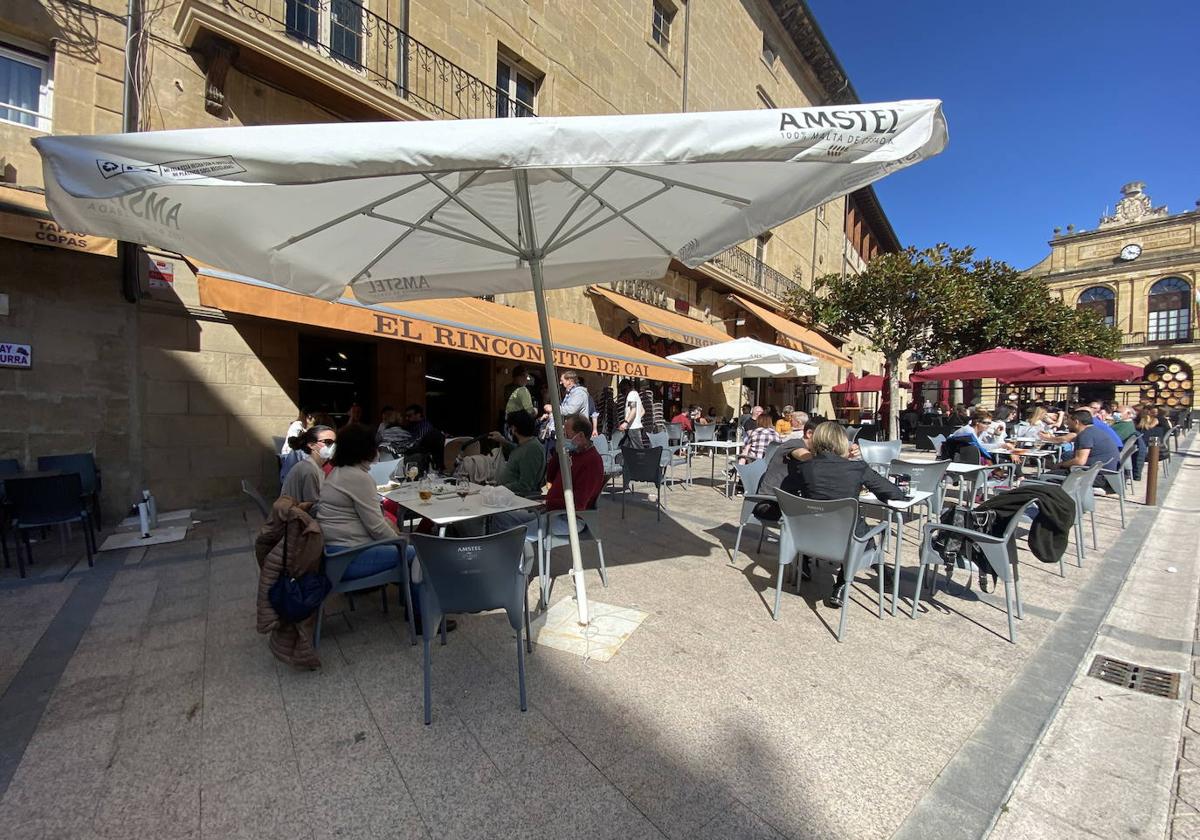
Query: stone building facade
0 0 900 514
1027 182 1198 410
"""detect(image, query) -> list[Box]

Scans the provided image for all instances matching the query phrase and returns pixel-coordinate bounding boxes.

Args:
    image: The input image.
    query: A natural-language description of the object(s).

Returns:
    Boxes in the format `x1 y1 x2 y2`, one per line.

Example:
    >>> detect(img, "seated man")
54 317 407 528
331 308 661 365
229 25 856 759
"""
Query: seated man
1048 409 1119 486
946 409 997 463
490 414 605 538
403 404 444 464
487 410 547 496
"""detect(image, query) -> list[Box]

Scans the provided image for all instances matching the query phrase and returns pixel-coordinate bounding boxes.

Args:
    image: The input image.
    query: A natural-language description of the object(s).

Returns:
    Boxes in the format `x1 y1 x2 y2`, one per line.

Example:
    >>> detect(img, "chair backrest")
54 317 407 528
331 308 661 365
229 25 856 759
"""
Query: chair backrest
692 423 716 443
928 433 947 454
0 458 21 477
621 446 663 484
36 453 98 494
8 473 86 526
734 458 769 496
763 442 781 466
891 459 950 496
666 422 684 445
241 478 271 519
592 435 611 455
646 431 669 451
368 459 401 485
942 437 983 465
859 439 902 466
776 491 859 565
442 436 479 472
845 426 862 443
1117 435 1137 466
411 527 527 631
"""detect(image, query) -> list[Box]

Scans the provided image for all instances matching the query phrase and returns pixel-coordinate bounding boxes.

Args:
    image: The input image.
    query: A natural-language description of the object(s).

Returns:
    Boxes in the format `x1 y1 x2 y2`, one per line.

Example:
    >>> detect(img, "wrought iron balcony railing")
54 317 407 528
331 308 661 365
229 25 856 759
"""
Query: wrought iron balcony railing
707 245 799 302
1121 326 1197 347
223 0 535 119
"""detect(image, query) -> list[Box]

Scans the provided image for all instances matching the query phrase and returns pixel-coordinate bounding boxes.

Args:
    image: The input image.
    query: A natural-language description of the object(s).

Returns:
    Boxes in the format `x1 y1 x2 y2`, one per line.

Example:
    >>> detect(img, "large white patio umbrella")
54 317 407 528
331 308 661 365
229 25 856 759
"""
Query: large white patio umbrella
669 337 819 428
33 101 947 626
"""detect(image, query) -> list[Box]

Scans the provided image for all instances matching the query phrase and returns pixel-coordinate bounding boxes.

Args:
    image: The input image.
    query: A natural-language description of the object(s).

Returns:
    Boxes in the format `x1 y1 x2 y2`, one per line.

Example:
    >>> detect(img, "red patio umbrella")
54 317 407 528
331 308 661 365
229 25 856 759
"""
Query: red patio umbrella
1008 353 1142 384
830 373 912 392
909 348 1091 383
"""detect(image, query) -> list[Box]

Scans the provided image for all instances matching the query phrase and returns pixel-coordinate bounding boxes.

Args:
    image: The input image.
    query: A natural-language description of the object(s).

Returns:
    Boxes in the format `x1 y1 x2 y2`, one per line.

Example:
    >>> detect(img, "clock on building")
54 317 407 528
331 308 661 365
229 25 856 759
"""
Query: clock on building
1118 243 1143 261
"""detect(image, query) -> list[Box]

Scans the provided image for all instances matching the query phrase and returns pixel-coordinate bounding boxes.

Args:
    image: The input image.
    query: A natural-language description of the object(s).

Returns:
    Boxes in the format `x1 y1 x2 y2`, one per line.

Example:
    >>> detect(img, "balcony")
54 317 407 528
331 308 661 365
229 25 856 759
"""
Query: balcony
704 245 799 304
1121 326 1197 348
176 0 533 122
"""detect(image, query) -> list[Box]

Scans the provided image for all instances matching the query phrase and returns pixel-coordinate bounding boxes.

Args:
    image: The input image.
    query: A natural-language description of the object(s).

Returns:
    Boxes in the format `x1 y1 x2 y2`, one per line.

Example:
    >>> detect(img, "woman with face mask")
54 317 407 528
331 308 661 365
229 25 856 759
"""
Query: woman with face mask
280 426 335 504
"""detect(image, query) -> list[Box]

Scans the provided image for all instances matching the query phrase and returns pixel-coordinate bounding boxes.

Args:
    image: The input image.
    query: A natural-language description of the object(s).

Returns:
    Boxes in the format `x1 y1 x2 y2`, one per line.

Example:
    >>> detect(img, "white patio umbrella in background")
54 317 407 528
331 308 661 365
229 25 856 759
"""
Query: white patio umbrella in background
33 101 947 626
669 337 819 433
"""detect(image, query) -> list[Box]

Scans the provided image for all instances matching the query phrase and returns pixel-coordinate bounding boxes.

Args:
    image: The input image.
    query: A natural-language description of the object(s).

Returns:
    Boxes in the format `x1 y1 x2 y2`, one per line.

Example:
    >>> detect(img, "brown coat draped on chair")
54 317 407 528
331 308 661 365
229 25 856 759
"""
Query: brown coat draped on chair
255 496 325 669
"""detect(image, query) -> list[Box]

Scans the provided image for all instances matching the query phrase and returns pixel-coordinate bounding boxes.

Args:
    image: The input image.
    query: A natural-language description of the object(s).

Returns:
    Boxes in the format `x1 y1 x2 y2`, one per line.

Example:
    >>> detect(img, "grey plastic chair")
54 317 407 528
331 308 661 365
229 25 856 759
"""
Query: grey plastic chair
647 431 688 486
666 422 685 448
317 536 415 648
541 495 607 603
692 423 717 444
621 446 664 521
889 459 950 528
411 527 532 725
775 492 888 641
911 506 1029 642
37 453 102 529
1098 437 1137 528
858 440 902 476
241 478 272 521
7 473 96 578
928 433 947 455
591 435 624 491
845 426 862 444
731 458 774 560
1026 461 1103 568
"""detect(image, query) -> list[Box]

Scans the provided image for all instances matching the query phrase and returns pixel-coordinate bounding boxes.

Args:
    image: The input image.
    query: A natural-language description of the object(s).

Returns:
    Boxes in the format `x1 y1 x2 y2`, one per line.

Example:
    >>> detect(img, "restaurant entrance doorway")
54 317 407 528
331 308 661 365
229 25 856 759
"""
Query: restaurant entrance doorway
298 333 375 426
425 348 490 437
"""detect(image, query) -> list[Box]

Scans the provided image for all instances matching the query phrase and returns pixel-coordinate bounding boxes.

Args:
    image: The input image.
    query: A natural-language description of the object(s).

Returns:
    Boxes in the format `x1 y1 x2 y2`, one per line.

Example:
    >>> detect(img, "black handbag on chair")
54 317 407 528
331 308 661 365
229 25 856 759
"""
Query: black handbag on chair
268 518 331 624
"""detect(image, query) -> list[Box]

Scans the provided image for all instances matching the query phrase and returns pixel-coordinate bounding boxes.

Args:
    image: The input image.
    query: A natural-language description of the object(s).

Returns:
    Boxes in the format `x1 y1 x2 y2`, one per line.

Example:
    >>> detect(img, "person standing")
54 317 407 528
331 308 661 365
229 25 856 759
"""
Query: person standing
504 365 536 419
617 378 646 448
280 408 313 456
558 370 589 421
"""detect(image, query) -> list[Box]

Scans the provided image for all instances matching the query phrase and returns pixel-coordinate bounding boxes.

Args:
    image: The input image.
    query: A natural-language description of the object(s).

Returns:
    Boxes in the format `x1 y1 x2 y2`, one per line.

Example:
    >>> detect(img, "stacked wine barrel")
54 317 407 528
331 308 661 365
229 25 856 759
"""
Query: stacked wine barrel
1142 360 1193 409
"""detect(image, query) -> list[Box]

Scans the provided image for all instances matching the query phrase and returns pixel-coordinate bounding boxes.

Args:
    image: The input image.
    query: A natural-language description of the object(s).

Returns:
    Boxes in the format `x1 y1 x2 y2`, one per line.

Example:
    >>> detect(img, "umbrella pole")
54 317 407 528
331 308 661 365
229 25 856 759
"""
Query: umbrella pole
517 173 590 627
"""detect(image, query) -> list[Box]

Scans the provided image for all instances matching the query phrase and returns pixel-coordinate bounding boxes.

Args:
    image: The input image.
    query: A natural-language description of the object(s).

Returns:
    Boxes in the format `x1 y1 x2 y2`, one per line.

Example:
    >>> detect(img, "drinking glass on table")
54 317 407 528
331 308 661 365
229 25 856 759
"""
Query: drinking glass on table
456 482 471 510
406 463 419 483
417 475 433 503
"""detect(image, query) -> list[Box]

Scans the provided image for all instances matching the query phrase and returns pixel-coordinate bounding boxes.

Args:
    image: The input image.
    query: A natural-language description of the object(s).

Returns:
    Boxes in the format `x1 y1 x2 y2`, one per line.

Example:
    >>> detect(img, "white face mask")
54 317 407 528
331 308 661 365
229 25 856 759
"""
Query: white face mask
318 443 335 461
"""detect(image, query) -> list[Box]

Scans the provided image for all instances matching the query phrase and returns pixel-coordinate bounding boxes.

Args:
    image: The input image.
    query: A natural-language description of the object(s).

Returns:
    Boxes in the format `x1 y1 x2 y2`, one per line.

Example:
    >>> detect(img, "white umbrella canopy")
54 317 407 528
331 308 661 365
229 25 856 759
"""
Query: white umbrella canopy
667 336 819 368
33 102 947 626
711 361 819 382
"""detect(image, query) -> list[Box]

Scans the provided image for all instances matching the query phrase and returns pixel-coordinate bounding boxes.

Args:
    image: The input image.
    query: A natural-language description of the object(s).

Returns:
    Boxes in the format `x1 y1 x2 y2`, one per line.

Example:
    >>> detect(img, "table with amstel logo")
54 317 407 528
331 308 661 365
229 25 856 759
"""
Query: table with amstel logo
383 482 540 536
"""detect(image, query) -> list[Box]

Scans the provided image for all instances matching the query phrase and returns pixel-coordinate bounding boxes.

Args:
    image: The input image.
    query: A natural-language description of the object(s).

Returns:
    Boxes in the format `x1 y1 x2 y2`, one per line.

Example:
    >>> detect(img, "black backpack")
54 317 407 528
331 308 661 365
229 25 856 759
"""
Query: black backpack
930 505 996 573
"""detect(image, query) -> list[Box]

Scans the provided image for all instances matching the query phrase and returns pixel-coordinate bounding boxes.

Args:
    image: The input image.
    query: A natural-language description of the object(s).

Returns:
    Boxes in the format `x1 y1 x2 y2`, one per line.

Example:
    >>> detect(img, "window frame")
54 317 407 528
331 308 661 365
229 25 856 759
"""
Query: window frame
1076 285 1116 329
284 0 364 71
495 53 536 118
1147 277 1192 342
0 42 53 132
651 1 674 51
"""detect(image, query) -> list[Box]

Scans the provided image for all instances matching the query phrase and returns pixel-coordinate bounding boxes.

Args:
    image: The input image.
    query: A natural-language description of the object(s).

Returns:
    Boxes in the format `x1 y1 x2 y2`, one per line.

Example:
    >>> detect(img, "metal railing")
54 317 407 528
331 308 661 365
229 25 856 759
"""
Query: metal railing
1121 326 1197 347
223 0 535 119
707 245 799 302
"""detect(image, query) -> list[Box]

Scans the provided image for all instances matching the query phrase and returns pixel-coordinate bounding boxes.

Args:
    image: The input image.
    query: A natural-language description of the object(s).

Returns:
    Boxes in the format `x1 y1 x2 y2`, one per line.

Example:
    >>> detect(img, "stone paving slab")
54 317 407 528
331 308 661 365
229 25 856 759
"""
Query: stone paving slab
0 458 1192 839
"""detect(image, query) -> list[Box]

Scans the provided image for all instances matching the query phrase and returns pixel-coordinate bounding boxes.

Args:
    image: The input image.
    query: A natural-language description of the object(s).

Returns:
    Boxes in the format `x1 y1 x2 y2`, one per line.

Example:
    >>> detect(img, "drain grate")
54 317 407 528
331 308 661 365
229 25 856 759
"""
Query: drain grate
1087 655 1181 699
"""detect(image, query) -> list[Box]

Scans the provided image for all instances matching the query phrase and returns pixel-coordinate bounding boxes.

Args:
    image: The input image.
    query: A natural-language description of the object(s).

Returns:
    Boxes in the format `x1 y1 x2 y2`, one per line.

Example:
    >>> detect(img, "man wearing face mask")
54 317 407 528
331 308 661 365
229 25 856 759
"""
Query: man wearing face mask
279 426 336 504
488 414 605 537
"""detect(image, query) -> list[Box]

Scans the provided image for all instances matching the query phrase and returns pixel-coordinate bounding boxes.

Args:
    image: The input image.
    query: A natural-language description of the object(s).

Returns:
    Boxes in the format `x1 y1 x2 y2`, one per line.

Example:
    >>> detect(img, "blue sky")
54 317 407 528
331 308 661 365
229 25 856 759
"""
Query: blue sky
806 1 1200 269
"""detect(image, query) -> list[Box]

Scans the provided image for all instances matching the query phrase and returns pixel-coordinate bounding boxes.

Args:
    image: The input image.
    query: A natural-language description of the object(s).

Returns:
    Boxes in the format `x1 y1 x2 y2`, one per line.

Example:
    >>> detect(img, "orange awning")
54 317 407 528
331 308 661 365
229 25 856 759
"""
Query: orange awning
0 184 116 257
731 294 851 369
197 268 692 383
588 286 731 347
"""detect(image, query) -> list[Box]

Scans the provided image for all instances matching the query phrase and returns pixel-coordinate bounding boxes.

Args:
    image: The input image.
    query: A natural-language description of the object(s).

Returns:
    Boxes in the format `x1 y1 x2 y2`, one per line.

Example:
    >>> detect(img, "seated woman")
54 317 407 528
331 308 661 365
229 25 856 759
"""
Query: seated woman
280 425 336 504
317 423 415 582
780 421 906 609
738 412 782 465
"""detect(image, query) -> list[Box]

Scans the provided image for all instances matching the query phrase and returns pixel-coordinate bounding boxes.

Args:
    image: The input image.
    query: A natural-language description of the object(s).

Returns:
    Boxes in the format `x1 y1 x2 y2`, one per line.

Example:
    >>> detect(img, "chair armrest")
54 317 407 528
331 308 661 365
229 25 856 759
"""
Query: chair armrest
921 522 1004 545
744 494 776 504
852 521 889 544
325 536 409 559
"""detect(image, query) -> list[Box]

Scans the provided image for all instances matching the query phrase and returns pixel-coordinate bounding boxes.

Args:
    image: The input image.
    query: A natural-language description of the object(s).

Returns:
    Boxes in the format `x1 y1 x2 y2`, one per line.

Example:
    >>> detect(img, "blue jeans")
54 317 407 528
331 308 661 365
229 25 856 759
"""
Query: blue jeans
327 543 414 581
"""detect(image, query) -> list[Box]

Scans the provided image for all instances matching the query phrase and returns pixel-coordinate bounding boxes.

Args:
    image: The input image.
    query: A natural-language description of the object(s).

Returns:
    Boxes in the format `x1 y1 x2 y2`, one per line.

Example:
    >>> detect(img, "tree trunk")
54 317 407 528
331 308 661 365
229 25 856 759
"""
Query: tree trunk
885 354 901 441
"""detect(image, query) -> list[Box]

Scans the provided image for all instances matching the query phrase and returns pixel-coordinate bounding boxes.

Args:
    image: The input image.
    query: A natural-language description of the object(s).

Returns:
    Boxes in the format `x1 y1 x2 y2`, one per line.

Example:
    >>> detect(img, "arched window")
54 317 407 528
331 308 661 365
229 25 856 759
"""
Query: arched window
1148 277 1192 342
1076 286 1115 328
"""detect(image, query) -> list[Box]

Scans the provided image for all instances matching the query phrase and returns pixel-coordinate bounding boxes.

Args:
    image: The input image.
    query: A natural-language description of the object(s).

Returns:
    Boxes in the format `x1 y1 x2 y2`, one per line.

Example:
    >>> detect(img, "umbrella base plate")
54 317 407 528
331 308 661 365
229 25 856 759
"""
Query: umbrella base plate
528 598 647 662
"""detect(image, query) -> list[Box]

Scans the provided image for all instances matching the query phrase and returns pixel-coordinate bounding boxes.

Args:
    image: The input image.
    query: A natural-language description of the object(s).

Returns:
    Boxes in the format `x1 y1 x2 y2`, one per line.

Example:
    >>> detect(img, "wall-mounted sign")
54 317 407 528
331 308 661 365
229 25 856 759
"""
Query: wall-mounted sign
148 259 175 289
0 342 31 369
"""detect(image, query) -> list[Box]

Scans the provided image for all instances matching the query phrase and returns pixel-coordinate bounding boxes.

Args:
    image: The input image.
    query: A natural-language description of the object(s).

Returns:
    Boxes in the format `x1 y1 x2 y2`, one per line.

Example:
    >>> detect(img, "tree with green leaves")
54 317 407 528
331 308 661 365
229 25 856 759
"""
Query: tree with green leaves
787 244 982 438
788 244 1122 438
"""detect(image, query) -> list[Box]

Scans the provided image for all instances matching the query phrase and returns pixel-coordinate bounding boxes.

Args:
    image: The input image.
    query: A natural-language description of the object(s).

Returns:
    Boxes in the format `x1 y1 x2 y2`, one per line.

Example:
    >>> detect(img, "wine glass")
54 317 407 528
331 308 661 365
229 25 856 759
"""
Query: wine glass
456 482 471 510
406 463 419 484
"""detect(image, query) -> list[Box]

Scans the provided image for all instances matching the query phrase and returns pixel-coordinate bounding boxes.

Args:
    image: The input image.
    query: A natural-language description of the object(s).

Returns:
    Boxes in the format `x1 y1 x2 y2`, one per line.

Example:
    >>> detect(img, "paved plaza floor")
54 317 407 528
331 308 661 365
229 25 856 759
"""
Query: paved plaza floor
0 440 1196 839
